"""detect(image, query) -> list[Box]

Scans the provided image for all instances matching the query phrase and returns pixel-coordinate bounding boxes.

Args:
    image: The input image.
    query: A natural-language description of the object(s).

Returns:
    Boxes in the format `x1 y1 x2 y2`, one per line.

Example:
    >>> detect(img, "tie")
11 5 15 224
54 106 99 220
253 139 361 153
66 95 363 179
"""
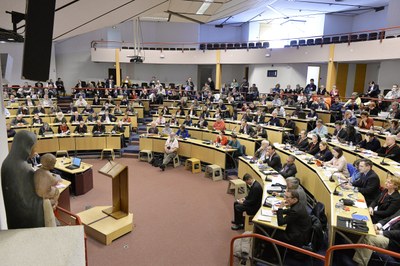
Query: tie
382 215 400 230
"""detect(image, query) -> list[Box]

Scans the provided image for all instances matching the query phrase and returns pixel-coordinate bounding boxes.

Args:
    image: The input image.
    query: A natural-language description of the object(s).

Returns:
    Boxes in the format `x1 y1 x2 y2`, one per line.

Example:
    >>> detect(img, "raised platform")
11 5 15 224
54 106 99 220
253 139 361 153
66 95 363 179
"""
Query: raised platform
78 206 134 245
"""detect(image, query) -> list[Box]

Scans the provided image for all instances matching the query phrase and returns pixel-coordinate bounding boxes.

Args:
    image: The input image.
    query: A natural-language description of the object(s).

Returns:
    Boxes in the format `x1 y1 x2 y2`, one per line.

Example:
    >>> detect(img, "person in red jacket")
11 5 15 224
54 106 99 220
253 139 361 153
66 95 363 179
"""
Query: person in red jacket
358 111 374 129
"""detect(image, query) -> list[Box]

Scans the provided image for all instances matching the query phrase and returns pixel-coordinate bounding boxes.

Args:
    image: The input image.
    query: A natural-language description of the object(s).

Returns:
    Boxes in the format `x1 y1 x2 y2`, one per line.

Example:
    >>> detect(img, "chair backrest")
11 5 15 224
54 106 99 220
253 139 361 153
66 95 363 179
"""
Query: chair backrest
309 214 325 251
311 202 327 231
347 163 356 176
298 39 306 46
306 39 314 45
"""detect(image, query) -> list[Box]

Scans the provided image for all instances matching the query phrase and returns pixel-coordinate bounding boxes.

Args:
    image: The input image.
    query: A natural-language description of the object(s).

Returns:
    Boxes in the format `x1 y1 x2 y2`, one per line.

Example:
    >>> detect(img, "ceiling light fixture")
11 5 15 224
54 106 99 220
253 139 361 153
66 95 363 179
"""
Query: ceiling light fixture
196 0 214 15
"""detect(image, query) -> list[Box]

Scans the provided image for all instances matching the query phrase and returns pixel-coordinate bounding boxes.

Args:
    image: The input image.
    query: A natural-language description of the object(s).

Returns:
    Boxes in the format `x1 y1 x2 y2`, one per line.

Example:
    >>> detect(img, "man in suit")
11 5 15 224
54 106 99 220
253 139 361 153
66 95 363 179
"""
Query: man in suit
279 155 297 178
253 110 265 124
251 124 267 139
263 145 282 171
333 121 347 140
366 81 380 98
92 120 106 134
304 78 316 95
101 110 117 123
295 130 309 151
239 120 254 136
274 189 312 247
353 208 400 265
377 135 400 162
231 174 263 230
70 111 84 124
359 132 381 152
74 120 87 134
267 111 281 127
351 159 381 206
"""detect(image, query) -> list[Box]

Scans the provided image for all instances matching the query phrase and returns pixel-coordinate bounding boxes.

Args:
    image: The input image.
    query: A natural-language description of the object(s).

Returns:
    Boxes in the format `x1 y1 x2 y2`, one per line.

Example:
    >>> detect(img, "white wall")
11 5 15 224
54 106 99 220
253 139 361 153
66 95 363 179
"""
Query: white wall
365 63 380 89
352 8 388 32
199 25 243 43
221 65 246 86
0 42 57 85
346 64 356 97
324 14 353 36
141 22 199 46
377 60 400 90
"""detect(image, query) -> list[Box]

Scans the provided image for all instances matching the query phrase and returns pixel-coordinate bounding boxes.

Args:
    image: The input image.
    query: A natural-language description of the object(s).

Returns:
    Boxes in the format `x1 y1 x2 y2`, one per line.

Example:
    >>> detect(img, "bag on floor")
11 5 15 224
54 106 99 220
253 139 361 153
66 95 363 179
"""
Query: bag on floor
233 231 253 264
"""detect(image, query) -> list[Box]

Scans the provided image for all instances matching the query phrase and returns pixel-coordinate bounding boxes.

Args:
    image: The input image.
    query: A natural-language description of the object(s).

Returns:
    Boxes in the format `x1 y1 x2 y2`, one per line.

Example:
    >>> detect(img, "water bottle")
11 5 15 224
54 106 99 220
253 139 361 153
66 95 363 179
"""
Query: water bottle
349 141 353 148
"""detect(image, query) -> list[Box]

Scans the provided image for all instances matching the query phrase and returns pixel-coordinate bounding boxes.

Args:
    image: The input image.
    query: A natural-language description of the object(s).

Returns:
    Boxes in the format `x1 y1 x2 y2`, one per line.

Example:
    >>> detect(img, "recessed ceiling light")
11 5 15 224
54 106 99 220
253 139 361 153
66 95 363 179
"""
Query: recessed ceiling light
7 38 14 41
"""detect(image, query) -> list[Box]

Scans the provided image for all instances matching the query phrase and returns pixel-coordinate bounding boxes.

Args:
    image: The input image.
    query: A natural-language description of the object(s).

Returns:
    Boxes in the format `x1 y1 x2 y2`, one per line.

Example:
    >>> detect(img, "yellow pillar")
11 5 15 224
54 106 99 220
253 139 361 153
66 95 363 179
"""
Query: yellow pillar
215 50 221 91
326 44 337 93
115 49 121 87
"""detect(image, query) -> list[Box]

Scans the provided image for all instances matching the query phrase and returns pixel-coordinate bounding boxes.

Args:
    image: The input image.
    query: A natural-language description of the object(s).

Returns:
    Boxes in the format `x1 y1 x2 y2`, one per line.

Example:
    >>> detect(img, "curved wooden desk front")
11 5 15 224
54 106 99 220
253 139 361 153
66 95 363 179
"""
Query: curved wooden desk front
139 134 236 169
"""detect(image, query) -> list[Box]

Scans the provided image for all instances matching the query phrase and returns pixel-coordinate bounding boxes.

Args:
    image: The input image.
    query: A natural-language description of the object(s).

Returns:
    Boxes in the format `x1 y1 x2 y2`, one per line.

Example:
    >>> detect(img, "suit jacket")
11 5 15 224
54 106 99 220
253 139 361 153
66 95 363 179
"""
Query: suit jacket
314 149 333 162
254 115 265 124
370 190 400 223
379 209 400 252
359 138 381 152
279 163 297 178
367 84 380 98
352 170 381 206
101 114 117 123
277 201 311 246
307 142 320 155
334 128 347 140
74 125 87 134
70 115 83 123
295 138 309 151
92 124 106 133
239 125 254 135
377 144 400 162
263 153 282 171
268 117 281 127
243 181 263 215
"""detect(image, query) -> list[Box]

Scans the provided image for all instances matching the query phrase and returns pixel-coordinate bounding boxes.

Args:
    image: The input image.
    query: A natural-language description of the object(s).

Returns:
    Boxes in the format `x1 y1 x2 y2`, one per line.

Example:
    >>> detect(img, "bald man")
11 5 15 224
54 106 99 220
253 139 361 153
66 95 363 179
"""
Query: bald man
377 135 400 162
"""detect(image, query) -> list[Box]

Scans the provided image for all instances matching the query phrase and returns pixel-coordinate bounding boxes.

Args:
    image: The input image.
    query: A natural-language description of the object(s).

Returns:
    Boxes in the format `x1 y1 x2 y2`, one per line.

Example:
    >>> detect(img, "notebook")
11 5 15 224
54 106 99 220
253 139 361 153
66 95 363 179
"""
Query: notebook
66 157 82 170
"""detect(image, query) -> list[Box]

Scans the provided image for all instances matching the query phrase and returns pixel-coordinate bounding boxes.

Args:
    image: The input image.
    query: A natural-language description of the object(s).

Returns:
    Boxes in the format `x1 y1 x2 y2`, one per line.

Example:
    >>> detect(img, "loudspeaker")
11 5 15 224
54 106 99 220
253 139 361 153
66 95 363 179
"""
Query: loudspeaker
22 0 56 81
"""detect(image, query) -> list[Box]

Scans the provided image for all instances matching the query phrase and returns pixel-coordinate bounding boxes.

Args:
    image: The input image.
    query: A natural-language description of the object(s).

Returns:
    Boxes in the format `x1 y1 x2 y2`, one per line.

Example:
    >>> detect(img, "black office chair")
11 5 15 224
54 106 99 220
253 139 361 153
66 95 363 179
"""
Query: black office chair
350 34 358 42
206 43 213 50
234 43 241 49
306 39 314 45
199 43 205 50
340 35 349 43
358 34 368 41
315 38 323 45
255 42 262 48
227 43 234 49
262 42 269 48
322 37 331 44
213 43 220 50
290 40 298 47
368 32 378 40
332 36 340 43
248 42 255 49
220 43 226 50
298 39 306 46
241 43 248 49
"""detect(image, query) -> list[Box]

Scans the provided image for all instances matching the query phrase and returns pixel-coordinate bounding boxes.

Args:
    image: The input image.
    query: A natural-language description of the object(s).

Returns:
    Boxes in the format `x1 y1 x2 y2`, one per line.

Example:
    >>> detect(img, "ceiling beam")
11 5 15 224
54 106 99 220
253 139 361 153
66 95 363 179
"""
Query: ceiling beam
166 10 205 24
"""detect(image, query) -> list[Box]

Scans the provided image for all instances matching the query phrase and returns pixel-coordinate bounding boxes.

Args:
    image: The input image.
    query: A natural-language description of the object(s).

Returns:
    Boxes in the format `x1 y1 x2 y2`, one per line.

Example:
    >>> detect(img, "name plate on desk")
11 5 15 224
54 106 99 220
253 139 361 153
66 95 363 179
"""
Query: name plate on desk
337 216 369 233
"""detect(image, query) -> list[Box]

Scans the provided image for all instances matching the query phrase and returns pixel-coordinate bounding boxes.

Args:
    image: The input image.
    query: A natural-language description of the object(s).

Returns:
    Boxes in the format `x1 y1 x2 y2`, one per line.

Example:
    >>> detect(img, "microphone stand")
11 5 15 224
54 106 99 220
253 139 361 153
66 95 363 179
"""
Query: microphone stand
333 181 349 196
381 154 395 166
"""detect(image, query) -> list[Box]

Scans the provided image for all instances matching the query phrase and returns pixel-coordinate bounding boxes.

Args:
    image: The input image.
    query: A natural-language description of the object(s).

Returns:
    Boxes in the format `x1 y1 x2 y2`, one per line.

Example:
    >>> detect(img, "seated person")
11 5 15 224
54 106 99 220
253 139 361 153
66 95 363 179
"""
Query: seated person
282 117 296 132
273 177 307 208
147 122 159 134
86 112 98 123
267 111 281 126
74 120 88 134
6 123 16 138
307 108 318 120
351 159 380 205
176 125 190 138
353 208 400 265
113 104 123 115
215 130 228 146
274 189 311 247
161 123 172 136
32 104 46 115
17 103 30 115
101 110 117 123
39 122 54 135
359 131 381 152
241 109 253 123
213 108 223 119
314 141 333 162
231 174 263 230
263 145 282 171
53 112 67 124
58 121 70 134
279 155 297 178
254 140 270 161
307 134 321 155
333 121 347 140
31 113 43 125
227 134 243 157
344 124 362 144
155 113 166 125
251 124 267 139
81 104 94 114
70 111 84 124
369 174 400 224
376 135 400 162
294 130 309 151
323 147 349 177
309 119 328 138
112 120 127 147
213 117 226 131
386 119 400 135
187 105 196 117
358 111 374 129
182 115 193 127
196 116 208 129
92 120 106 134
176 106 186 116
11 114 28 127
239 120 254 135
159 132 179 171
253 110 265 124
168 115 179 126
342 110 357 127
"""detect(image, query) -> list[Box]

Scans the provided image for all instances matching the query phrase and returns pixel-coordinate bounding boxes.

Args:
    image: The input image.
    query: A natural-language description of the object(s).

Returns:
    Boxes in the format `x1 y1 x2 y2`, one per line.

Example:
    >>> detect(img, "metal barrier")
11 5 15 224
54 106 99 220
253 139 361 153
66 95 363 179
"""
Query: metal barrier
230 233 400 266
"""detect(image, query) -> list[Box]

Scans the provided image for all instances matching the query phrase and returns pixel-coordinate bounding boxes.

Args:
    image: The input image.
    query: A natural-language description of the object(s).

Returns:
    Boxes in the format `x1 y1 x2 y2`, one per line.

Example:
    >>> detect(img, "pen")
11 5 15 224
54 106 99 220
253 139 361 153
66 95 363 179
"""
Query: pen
352 212 357 215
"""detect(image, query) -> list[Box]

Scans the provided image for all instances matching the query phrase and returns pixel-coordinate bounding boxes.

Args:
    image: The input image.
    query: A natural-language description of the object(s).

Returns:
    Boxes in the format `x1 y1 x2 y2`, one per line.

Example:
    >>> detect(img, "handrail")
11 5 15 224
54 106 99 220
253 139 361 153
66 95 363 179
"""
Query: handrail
229 233 325 266
229 233 400 266
90 24 400 48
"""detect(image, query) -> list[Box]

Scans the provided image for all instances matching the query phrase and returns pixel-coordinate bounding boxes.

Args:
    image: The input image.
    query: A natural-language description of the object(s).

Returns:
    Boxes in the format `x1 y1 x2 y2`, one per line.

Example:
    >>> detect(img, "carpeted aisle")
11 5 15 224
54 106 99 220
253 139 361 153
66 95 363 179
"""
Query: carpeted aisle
70 158 239 266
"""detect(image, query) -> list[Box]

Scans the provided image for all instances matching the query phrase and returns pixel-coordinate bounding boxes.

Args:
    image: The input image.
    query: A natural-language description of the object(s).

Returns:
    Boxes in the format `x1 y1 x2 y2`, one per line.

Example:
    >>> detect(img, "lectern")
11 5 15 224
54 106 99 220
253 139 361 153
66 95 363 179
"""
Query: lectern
98 161 129 219
77 161 133 245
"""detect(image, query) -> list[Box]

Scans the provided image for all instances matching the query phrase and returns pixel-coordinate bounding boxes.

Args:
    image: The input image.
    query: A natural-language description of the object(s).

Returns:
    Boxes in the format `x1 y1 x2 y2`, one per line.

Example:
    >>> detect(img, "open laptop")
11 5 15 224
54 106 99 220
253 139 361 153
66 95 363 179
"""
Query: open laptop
66 157 82 170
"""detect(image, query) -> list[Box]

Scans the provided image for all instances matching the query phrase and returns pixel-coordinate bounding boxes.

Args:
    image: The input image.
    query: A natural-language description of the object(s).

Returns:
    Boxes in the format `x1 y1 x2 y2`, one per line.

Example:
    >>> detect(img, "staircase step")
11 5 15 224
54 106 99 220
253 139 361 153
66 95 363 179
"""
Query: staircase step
122 153 138 158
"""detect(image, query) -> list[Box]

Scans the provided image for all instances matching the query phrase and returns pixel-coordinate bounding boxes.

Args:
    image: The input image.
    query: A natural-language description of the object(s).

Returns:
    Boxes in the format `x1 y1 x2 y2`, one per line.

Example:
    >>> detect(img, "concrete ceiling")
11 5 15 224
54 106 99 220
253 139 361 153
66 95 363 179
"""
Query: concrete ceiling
0 0 389 41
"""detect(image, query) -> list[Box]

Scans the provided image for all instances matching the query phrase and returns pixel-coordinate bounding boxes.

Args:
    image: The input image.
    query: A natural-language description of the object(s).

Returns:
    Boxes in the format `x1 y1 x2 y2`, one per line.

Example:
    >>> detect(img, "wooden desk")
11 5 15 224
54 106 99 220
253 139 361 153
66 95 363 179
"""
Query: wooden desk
55 158 93 196
58 179 72 211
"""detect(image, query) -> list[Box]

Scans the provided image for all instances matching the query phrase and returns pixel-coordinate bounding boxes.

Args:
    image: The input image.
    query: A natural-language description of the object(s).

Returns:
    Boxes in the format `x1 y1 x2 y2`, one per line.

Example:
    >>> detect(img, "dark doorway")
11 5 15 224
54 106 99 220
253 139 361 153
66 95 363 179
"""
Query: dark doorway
108 68 122 83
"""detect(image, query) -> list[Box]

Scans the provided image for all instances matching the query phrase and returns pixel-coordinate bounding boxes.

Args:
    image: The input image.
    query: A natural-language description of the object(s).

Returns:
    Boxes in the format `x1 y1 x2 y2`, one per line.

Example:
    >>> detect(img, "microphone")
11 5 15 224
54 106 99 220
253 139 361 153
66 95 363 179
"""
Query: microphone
333 181 349 196
381 153 396 166
329 171 340 182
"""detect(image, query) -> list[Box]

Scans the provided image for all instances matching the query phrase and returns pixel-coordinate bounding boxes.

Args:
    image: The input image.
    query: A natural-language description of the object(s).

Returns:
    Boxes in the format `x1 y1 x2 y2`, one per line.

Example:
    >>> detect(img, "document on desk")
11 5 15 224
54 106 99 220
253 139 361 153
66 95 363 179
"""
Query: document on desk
353 201 368 209
256 213 272 222
266 185 282 191
261 209 274 217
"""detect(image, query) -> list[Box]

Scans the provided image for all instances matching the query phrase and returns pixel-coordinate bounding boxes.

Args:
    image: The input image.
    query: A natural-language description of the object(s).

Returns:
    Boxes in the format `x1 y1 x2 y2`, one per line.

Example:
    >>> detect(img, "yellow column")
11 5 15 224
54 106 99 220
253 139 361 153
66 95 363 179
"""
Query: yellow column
215 50 221 91
115 49 121 87
326 44 337 93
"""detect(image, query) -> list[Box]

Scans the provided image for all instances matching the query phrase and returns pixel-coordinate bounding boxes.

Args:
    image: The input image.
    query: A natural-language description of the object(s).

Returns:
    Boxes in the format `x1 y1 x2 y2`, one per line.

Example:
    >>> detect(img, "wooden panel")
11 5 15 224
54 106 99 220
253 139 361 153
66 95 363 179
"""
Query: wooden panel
76 136 106 150
336 63 348 98
36 137 59 153
354 64 367 94
139 137 152 150
59 137 75 151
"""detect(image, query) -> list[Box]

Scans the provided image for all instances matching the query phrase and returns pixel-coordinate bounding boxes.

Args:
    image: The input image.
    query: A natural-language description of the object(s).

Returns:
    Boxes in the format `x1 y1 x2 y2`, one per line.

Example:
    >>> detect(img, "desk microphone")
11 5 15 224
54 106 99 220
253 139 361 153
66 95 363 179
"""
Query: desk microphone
329 171 340 182
381 153 395 166
333 181 349 196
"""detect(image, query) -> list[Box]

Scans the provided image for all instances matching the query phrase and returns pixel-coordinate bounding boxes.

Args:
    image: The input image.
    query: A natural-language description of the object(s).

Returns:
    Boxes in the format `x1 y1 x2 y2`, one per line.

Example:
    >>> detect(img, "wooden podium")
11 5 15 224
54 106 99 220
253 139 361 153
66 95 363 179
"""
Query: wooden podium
77 161 134 245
